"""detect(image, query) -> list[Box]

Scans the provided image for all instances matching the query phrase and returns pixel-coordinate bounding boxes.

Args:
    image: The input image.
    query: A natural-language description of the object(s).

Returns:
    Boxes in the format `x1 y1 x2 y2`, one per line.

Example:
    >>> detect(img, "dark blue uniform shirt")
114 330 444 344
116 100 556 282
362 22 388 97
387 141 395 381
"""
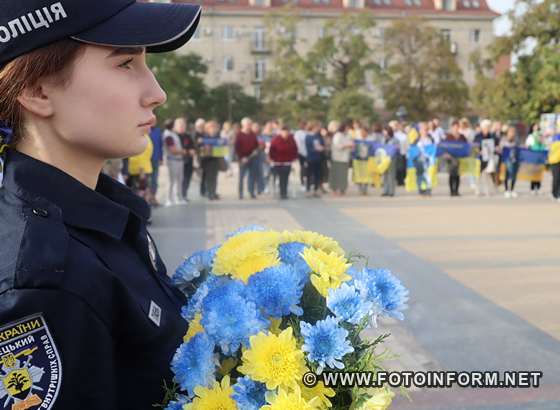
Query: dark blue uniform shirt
0 149 187 409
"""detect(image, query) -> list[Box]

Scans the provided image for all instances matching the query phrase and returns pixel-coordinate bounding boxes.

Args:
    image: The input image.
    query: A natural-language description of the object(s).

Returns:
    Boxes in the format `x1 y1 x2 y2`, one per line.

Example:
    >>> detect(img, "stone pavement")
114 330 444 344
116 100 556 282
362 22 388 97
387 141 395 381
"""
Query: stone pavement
149 164 560 409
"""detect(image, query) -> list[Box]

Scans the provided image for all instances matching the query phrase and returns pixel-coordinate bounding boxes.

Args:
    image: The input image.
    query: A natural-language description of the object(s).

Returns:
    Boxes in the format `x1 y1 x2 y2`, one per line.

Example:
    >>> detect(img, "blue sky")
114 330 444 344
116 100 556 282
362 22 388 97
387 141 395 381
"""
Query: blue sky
487 0 516 35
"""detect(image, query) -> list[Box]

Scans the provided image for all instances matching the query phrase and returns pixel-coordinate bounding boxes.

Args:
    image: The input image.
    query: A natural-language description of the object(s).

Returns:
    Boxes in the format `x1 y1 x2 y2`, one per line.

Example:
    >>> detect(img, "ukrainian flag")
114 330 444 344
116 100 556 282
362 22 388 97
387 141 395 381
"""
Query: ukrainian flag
549 134 560 165
405 144 438 192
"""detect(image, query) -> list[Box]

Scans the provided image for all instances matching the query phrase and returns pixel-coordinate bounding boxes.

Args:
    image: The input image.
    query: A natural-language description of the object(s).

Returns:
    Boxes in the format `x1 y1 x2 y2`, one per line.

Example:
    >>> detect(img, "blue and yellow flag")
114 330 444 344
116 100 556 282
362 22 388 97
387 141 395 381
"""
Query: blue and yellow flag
405 144 438 192
202 137 229 157
549 134 560 165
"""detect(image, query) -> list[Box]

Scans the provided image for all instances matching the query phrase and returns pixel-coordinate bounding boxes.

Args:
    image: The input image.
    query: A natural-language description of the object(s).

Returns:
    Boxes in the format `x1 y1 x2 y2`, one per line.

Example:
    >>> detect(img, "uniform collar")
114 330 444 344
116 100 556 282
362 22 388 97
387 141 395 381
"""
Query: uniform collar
3 149 150 240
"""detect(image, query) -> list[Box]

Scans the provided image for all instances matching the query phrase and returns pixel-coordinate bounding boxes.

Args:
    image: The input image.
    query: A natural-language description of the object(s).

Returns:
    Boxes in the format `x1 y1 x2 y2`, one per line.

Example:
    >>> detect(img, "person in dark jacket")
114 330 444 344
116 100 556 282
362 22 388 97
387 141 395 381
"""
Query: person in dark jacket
235 117 259 199
269 126 298 199
444 120 467 197
0 1 202 408
305 121 325 198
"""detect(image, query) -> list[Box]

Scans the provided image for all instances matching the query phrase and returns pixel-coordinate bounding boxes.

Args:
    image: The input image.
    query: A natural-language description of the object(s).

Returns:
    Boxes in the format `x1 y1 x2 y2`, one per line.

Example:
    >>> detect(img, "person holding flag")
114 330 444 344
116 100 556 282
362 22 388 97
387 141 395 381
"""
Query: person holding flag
548 129 560 201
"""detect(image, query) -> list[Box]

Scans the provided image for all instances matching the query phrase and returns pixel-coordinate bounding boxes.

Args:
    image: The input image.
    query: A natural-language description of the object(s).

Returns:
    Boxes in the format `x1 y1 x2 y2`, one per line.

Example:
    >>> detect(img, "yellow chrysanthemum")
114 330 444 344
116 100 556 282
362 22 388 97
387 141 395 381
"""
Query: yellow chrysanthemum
213 231 282 283
262 385 320 410
298 377 335 409
358 388 395 410
301 248 352 297
238 328 307 390
280 230 345 256
184 375 238 410
183 312 204 342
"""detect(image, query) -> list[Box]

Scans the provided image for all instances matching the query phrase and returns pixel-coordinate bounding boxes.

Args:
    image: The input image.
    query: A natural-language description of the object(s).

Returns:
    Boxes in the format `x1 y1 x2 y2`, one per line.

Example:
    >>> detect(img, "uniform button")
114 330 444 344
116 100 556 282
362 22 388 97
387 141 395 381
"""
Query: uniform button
32 208 49 218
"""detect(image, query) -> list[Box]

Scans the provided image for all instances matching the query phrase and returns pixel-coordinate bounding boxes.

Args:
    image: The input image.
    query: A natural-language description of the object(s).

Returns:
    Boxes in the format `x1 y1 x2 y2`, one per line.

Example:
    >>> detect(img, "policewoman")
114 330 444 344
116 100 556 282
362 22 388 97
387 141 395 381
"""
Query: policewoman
0 1 201 408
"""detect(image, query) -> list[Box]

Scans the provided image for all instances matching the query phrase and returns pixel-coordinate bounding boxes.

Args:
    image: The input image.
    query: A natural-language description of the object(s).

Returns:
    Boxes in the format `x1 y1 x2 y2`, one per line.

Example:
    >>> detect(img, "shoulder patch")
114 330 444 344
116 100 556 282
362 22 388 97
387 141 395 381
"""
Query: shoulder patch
0 314 62 410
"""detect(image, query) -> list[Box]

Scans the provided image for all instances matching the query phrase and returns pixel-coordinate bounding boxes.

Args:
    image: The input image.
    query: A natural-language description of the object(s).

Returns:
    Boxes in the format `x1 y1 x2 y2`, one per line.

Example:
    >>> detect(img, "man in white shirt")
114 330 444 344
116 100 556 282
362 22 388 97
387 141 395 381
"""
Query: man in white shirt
294 120 308 189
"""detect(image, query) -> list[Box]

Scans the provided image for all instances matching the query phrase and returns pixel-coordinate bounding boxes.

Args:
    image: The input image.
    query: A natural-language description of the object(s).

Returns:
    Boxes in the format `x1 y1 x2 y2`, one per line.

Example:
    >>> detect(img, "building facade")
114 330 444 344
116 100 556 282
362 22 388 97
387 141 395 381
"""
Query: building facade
168 0 499 101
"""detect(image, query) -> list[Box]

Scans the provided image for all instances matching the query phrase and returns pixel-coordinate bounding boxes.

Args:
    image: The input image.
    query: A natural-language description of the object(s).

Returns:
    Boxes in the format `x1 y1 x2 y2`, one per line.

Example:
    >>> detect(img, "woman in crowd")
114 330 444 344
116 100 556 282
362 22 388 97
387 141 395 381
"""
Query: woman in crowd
474 119 499 197
526 123 546 195
444 120 467 197
353 127 372 196
176 117 195 202
164 119 187 206
382 125 399 197
500 126 520 198
269 125 298 199
329 122 354 196
305 121 325 198
201 120 222 200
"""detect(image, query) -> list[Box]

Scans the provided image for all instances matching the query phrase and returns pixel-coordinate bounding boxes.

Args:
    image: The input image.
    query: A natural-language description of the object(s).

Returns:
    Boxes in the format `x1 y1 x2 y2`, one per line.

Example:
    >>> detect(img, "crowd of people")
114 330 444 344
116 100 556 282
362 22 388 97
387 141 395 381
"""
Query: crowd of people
103 116 560 207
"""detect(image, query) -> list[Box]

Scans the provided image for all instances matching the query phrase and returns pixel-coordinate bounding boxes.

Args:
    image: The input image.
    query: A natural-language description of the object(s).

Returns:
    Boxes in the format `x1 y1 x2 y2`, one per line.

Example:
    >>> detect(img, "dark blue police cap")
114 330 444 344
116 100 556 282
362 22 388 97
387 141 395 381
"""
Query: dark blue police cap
0 0 202 66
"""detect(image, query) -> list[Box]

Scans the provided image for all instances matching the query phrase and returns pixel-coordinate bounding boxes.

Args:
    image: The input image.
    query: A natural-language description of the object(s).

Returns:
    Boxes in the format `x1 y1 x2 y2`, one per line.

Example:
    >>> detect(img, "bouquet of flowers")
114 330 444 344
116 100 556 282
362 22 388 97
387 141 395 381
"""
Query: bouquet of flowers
163 226 409 410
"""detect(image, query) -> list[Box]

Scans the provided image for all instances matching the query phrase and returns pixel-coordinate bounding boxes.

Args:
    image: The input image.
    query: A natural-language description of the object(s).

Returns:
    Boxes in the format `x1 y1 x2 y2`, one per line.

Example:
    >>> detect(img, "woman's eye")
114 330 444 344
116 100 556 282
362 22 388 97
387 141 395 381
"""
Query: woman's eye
119 58 134 69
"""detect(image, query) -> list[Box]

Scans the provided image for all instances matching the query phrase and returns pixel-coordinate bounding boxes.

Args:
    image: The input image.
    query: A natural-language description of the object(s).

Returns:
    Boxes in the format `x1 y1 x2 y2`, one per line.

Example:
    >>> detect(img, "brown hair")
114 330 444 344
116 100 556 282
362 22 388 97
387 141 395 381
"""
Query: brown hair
0 39 85 145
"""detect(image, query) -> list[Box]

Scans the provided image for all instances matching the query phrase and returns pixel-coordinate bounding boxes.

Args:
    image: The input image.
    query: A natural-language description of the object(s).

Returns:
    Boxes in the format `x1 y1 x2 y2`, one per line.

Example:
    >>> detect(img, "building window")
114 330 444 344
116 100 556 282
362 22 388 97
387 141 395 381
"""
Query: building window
347 0 360 7
440 29 451 42
224 56 234 72
254 85 262 100
470 29 480 43
472 0 480 6
253 27 266 50
223 26 235 40
405 0 421 5
463 0 471 7
441 0 452 10
383 0 391 4
255 60 266 81
313 0 331 4
319 27 326 38
253 0 266 5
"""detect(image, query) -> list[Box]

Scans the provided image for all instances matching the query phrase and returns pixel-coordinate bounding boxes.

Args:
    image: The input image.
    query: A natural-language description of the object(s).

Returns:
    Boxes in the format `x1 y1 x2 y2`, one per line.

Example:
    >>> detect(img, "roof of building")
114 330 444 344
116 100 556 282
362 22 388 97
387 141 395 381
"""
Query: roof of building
171 0 500 17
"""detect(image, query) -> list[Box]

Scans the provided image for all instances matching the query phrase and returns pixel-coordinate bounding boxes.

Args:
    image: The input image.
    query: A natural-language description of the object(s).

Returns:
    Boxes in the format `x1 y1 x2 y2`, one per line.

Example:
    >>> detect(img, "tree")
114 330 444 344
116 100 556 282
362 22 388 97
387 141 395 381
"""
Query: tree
382 17 469 120
263 10 380 124
147 52 209 123
328 90 377 123
472 0 560 122
206 83 262 123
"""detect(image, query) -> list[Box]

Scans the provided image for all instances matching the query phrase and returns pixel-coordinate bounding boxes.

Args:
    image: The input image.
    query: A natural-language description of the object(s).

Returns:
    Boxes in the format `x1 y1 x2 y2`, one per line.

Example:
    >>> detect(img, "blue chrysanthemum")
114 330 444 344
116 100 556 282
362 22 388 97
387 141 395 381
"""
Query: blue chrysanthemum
181 275 222 321
246 264 304 318
226 225 267 239
172 246 218 288
170 333 217 397
278 242 310 286
355 268 409 324
327 282 372 325
164 395 189 410
300 316 354 374
232 376 267 410
201 280 269 355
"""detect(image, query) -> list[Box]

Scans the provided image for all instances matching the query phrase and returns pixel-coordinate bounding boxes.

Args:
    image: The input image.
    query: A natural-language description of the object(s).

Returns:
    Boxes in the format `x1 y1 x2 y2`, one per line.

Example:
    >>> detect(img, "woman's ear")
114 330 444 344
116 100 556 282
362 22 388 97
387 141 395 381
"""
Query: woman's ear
16 83 55 118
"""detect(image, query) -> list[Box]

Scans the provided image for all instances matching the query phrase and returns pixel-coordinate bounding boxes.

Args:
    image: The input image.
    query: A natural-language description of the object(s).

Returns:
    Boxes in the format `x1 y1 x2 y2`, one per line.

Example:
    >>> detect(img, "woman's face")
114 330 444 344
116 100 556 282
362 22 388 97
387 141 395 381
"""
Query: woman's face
44 45 166 159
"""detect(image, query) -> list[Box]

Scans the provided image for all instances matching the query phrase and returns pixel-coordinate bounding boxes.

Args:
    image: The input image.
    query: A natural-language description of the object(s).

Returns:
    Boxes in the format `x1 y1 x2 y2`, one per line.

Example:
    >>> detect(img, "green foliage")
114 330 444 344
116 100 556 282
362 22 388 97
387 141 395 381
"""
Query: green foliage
206 83 262 123
328 90 378 124
263 10 380 123
147 52 209 122
148 53 260 124
382 17 469 120
472 0 560 122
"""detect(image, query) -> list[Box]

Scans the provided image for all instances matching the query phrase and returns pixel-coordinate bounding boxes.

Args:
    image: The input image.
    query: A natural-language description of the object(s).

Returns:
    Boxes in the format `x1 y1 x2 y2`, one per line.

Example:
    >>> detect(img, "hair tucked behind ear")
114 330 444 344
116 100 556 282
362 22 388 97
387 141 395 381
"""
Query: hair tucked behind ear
0 39 85 146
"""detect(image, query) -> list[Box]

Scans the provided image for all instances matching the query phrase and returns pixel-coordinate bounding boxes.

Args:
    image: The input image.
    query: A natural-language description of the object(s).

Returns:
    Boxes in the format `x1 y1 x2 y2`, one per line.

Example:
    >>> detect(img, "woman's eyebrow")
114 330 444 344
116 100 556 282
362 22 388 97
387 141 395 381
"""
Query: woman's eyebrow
107 47 145 58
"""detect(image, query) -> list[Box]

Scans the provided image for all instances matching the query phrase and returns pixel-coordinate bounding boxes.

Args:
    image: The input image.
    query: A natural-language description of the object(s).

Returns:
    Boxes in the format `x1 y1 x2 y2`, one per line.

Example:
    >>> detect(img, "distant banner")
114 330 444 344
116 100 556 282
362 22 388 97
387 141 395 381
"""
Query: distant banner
406 144 438 192
500 147 548 182
353 141 398 160
201 137 229 158
540 113 558 134
436 141 472 158
549 134 560 165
